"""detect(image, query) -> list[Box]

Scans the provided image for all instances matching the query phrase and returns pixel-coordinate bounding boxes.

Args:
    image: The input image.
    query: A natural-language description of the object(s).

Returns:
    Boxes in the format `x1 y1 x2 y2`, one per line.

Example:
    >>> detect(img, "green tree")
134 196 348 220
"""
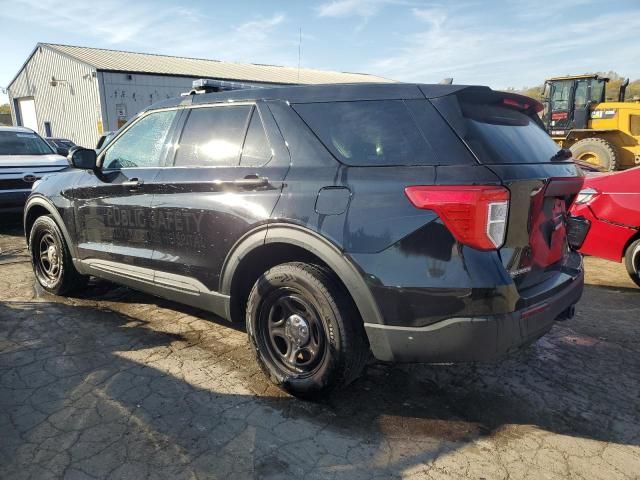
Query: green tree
0 104 10 114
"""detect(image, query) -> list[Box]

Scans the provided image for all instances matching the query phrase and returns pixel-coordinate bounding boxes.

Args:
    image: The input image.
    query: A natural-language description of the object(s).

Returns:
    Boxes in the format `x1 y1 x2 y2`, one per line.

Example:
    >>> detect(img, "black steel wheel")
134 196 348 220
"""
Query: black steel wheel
259 289 327 376
29 215 88 295
35 231 62 286
246 262 369 398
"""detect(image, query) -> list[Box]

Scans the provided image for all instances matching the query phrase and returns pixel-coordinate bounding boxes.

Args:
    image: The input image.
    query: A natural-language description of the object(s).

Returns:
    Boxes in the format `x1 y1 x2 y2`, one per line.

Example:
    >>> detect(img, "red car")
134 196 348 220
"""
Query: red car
570 166 640 287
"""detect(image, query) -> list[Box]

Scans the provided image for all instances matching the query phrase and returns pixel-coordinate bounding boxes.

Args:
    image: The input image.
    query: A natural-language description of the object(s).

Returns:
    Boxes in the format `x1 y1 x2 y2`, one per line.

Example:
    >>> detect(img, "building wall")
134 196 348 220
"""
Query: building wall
99 72 199 132
8 46 102 147
98 73 274 132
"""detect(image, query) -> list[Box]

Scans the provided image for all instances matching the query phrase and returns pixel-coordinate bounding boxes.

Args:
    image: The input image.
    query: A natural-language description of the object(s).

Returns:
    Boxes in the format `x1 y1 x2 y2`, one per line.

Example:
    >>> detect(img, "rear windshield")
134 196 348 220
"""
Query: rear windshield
293 99 471 166
0 131 54 156
432 95 561 164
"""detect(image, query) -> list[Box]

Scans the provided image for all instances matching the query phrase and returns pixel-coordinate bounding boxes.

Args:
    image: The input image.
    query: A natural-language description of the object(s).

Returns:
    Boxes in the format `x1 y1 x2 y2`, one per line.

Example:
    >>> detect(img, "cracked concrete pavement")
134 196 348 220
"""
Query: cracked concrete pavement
1 214 639 479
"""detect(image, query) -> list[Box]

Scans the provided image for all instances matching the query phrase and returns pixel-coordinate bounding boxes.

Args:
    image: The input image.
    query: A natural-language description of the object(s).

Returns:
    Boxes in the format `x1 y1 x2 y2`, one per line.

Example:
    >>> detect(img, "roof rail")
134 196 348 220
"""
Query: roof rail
182 79 266 96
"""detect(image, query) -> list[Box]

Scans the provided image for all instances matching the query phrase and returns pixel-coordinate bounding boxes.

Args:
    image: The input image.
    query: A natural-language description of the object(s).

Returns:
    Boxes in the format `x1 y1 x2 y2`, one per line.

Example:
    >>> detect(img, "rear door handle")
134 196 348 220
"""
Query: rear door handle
122 178 144 189
234 174 269 187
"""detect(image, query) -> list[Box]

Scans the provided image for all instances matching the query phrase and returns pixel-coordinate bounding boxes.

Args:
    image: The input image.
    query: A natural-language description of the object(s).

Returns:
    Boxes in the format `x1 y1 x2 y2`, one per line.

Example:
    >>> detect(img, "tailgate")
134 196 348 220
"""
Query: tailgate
429 86 584 289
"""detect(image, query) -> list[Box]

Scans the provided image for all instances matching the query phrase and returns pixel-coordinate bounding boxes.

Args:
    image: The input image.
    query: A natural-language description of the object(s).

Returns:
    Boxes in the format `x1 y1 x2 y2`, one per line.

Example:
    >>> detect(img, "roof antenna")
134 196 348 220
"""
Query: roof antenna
297 27 302 84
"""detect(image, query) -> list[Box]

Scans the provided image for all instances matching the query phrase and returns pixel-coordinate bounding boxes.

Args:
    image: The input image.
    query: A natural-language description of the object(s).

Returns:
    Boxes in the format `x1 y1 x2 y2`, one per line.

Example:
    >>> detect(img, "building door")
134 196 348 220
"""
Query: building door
17 97 38 131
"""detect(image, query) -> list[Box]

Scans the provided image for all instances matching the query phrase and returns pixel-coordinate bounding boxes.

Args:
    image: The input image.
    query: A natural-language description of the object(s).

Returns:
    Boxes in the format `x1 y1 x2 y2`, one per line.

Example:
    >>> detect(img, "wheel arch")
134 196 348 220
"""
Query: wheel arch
24 196 77 258
220 223 384 328
623 229 640 259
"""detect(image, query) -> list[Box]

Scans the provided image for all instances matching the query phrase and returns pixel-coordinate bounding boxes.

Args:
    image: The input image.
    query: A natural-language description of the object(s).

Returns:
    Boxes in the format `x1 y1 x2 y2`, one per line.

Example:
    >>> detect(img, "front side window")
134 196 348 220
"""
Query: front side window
102 110 177 169
0 131 53 156
174 105 252 167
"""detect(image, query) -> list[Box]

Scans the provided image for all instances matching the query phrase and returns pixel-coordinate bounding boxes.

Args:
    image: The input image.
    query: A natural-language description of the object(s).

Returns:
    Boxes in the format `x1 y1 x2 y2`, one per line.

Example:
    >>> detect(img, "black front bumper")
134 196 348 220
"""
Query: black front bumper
365 269 584 363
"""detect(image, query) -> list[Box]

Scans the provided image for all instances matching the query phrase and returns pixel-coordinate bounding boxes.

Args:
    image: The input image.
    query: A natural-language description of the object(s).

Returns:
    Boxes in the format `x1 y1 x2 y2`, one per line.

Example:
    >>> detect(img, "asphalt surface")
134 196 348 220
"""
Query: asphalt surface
1 213 639 480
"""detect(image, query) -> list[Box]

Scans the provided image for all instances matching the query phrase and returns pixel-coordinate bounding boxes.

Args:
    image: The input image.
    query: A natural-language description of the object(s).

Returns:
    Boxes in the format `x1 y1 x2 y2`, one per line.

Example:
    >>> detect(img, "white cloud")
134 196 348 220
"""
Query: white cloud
317 0 406 18
1 0 293 66
369 7 640 89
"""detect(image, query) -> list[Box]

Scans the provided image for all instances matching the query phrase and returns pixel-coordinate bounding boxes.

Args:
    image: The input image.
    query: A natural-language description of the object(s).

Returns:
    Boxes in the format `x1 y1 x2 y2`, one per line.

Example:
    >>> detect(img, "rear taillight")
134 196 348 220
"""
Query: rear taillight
404 185 510 250
574 187 599 205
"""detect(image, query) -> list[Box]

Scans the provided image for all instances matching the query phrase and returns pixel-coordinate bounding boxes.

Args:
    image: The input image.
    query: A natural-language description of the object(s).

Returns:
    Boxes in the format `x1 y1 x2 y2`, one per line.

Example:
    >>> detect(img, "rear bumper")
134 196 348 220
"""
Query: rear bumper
365 268 584 363
0 190 30 213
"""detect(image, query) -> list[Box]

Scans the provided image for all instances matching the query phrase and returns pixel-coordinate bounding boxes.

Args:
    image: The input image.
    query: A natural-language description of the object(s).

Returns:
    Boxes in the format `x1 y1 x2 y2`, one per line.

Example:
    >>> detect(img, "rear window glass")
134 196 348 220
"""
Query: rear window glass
0 131 53 156
432 96 561 164
293 100 447 166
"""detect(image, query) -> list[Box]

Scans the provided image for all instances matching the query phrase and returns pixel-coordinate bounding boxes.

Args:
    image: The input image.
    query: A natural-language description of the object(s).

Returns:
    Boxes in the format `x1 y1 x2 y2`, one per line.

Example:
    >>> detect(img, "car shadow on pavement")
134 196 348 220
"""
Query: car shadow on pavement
1 293 639 479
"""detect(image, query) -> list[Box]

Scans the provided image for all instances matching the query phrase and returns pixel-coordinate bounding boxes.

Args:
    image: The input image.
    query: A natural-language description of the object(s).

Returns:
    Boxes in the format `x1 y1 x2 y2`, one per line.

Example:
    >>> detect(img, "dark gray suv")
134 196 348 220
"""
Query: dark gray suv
24 83 584 397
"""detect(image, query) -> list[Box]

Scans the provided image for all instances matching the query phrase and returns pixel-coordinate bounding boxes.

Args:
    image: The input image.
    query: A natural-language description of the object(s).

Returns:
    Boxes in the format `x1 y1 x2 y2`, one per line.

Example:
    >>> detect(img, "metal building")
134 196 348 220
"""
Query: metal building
7 43 392 147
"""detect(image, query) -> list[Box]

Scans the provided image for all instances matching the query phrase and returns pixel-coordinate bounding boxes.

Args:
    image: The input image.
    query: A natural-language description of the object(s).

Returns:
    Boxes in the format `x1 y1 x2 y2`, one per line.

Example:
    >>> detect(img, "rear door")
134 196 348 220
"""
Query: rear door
429 88 583 292
150 101 289 293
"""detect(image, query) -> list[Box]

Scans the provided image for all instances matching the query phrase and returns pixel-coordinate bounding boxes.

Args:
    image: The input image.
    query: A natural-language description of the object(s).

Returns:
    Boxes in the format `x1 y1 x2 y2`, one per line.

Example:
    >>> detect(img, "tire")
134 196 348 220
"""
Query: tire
246 262 369 398
570 137 618 171
29 215 88 295
624 239 640 288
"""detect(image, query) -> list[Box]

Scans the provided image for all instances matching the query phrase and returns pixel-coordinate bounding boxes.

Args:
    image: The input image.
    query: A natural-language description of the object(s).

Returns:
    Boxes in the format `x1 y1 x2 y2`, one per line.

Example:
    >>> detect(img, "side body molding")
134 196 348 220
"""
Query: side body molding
220 223 384 327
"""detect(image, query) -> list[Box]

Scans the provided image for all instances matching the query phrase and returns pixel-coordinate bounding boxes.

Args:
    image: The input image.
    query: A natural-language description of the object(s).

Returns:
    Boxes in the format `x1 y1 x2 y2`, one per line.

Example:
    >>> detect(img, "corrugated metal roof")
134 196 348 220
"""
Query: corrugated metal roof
43 43 394 85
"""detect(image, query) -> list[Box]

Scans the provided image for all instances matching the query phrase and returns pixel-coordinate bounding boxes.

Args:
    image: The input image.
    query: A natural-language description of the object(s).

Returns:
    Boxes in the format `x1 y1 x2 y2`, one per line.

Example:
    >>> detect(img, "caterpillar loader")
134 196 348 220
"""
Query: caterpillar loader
541 74 640 171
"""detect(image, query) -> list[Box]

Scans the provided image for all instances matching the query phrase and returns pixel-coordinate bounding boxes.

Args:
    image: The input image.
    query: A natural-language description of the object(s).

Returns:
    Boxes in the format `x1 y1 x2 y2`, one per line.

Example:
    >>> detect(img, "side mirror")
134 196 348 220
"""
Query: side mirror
68 147 97 170
55 146 69 157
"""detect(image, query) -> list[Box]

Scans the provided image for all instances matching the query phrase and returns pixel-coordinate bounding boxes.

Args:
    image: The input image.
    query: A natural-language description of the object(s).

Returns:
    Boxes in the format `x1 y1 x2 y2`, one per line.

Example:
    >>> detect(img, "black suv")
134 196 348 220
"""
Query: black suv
24 83 584 397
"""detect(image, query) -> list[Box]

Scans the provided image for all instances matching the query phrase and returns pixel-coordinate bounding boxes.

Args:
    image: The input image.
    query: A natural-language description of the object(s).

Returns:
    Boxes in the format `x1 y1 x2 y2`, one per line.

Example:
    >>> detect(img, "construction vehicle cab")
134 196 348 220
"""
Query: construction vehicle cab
542 74 640 171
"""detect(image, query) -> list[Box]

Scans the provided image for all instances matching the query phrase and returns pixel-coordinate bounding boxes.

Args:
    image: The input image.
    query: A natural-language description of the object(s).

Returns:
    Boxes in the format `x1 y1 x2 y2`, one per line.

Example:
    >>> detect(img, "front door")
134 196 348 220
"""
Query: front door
72 108 180 274
150 102 289 295
572 79 590 129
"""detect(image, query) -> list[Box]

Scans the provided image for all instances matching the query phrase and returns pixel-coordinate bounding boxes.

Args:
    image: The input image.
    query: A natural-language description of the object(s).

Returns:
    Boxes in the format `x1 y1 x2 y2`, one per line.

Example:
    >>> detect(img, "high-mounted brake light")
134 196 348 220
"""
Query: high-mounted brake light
404 185 510 250
503 98 530 110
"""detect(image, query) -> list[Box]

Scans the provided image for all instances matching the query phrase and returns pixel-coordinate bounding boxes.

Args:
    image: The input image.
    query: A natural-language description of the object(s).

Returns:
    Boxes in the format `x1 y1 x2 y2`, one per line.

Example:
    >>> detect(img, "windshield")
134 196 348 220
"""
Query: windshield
0 131 54 156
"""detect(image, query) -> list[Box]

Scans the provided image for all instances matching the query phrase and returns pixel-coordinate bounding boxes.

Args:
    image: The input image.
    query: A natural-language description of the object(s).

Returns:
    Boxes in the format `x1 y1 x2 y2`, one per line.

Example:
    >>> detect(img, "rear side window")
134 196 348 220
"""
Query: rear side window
432 95 560 164
240 108 272 167
175 105 252 167
294 100 461 166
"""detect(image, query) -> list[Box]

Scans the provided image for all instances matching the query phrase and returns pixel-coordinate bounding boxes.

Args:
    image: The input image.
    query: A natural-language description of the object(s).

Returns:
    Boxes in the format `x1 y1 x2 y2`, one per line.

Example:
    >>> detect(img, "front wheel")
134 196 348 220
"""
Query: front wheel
624 239 640 288
246 262 369 398
29 215 88 295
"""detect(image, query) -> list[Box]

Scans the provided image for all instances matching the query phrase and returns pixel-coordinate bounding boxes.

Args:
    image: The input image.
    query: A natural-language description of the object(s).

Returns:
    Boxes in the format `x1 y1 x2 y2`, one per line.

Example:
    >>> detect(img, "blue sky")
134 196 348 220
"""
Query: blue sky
1 0 639 104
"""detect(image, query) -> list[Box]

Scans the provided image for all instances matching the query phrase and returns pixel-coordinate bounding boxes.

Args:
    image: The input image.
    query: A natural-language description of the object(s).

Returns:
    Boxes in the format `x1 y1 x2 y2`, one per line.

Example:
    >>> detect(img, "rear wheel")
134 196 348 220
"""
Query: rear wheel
246 262 369 398
29 215 88 295
570 137 618 171
624 239 640 288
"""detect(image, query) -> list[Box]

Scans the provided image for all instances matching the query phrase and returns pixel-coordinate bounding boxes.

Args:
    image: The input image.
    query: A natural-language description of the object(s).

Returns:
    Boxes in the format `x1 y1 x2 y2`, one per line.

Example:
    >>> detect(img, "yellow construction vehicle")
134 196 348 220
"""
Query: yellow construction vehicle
541 74 640 171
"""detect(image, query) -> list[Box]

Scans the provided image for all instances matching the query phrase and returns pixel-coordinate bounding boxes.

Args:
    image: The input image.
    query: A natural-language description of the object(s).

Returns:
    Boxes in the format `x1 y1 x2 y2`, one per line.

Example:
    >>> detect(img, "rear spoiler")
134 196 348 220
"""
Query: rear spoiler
421 85 543 116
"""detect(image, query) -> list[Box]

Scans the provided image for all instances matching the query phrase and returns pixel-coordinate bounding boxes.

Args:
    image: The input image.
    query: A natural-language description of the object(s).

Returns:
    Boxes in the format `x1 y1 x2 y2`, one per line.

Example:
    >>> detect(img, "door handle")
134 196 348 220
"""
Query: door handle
122 178 144 189
234 174 269 187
